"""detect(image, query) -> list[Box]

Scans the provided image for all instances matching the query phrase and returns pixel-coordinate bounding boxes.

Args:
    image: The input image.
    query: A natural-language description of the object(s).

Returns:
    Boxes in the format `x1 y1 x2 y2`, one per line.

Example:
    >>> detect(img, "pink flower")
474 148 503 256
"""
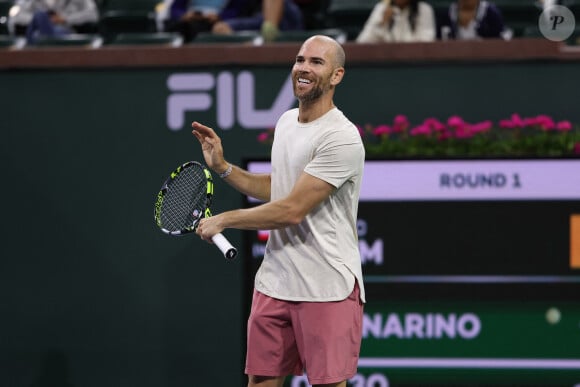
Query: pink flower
535 114 553 122
257 132 271 143
356 125 365 136
373 125 392 136
523 117 539 127
574 142 580 154
511 113 525 128
423 117 446 131
535 115 556 130
499 114 528 129
471 120 493 133
556 120 572 131
447 116 472 138
454 125 474 139
393 115 409 132
447 115 465 128
410 124 431 136
499 119 516 129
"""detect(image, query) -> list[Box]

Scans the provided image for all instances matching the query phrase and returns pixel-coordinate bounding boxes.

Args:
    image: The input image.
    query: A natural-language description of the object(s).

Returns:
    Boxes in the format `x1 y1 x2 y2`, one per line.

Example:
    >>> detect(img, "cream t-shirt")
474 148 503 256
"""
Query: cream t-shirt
254 107 366 302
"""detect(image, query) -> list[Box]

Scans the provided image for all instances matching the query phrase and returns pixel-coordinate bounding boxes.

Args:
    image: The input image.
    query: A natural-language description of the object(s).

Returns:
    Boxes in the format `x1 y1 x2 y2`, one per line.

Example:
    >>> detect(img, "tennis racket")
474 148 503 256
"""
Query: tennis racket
154 161 238 260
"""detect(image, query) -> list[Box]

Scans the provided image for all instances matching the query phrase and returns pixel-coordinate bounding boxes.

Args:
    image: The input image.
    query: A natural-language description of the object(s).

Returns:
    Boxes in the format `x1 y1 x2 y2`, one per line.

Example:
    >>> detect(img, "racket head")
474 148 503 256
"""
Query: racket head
154 161 214 236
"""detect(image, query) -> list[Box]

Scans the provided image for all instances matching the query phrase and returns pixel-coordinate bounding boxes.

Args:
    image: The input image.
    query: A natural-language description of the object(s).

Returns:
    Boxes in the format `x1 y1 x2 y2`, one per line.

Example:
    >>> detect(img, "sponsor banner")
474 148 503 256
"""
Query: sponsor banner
361 301 580 359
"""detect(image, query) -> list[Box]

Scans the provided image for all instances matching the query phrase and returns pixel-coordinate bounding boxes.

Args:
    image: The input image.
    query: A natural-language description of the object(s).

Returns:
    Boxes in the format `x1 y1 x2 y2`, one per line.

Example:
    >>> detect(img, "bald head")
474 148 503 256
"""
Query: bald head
301 35 346 69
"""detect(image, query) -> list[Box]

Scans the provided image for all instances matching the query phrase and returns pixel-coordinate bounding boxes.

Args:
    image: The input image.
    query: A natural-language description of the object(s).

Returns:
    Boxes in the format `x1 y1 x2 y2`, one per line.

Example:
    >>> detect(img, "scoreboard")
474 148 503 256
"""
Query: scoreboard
243 159 580 387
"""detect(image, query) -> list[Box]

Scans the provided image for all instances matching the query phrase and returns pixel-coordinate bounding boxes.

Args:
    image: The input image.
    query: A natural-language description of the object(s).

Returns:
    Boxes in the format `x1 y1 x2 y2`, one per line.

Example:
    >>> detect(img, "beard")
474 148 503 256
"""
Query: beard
293 74 333 104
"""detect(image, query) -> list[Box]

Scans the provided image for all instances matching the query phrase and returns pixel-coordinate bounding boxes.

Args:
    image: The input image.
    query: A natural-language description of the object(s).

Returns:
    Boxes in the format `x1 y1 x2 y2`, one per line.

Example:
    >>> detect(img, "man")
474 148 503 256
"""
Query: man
356 0 436 43
211 0 303 42
437 0 507 40
157 0 226 42
8 0 99 42
192 35 365 387
157 0 303 42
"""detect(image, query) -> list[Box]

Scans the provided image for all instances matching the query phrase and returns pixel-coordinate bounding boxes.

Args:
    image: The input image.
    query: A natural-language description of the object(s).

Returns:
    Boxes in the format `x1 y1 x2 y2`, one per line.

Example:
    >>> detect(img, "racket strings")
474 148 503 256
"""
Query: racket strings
161 166 208 232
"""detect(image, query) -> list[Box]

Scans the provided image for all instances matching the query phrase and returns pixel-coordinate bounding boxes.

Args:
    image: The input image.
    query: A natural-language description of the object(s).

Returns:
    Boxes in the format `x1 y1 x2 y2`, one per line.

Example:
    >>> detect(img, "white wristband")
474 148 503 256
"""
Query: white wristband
219 164 233 179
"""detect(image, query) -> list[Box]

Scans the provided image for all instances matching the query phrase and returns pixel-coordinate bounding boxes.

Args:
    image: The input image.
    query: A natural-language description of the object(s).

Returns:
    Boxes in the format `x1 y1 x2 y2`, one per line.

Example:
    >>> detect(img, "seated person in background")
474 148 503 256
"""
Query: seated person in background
356 0 436 43
437 0 507 40
8 0 99 42
157 0 226 43
158 0 303 42
213 0 303 42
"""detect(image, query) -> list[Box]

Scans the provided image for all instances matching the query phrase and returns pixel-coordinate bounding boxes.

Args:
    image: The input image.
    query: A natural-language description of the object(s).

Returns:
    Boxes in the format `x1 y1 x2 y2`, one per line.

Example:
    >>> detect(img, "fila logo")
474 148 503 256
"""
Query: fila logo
166 71 295 131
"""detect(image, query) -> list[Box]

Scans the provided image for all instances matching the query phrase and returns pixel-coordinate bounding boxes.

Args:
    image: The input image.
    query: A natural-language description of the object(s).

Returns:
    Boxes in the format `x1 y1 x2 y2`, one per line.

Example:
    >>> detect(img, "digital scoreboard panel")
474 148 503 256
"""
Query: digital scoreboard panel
243 159 580 387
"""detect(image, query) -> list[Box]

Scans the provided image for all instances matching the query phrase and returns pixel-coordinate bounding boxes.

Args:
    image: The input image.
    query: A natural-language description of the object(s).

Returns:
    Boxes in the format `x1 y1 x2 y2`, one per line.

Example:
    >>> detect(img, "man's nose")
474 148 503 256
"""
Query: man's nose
295 63 310 72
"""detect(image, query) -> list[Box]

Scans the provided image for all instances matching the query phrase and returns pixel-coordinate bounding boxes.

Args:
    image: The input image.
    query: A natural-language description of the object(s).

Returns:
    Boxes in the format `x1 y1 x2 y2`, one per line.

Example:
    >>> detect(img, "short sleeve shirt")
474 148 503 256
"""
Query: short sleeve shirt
254 107 366 302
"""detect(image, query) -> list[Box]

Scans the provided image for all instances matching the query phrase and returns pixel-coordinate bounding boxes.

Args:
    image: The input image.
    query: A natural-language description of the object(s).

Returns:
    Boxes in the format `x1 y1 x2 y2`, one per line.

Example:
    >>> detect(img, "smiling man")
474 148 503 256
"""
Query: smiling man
192 35 365 387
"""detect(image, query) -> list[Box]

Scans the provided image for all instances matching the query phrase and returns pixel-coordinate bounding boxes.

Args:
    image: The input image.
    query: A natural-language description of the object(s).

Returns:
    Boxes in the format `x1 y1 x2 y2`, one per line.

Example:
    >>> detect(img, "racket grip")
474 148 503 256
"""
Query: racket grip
212 233 238 260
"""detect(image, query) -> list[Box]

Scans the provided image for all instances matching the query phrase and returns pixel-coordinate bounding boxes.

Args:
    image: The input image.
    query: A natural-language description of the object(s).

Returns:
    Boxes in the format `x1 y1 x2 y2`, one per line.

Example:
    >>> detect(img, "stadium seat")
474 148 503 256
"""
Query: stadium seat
0 35 25 49
274 28 347 43
99 9 157 43
493 0 543 38
194 31 262 45
324 0 377 40
522 24 580 45
108 32 183 46
521 24 543 39
566 26 580 45
0 0 12 35
32 34 103 47
100 0 159 12
562 0 580 19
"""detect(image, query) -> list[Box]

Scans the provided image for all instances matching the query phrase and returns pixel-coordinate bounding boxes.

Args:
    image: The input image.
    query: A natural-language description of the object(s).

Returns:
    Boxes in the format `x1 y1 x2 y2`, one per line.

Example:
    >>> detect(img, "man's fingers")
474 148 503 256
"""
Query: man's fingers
192 121 218 144
192 121 216 135
192 130 204 143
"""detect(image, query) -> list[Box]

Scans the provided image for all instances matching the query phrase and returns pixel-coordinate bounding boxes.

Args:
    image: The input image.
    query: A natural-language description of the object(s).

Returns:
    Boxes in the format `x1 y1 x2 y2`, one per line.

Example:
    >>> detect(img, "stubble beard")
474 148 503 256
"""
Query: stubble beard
293 74 332 104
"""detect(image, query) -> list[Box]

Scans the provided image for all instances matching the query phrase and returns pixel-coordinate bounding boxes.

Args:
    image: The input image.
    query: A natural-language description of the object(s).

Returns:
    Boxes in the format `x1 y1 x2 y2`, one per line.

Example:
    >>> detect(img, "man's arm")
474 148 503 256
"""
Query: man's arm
196 171 335 241
261 0 284 41
219 164 271 203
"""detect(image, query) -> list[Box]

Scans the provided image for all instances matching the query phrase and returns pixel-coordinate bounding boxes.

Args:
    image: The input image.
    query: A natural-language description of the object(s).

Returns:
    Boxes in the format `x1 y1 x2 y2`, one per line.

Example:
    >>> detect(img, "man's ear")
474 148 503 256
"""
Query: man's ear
331 67 345 86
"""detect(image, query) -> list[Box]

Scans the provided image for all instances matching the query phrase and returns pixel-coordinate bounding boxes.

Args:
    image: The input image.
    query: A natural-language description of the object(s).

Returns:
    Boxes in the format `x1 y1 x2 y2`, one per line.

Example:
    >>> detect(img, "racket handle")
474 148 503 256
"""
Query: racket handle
212 233 238 260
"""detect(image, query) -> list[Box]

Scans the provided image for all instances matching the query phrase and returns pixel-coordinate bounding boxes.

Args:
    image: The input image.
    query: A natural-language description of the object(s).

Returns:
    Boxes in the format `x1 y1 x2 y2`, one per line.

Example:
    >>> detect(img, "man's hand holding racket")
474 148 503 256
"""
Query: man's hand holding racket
152 121 237 260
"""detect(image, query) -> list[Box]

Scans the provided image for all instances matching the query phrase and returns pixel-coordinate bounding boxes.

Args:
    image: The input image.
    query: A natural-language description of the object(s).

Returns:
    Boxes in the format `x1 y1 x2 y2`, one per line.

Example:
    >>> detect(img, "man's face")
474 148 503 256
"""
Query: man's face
291 38 337 103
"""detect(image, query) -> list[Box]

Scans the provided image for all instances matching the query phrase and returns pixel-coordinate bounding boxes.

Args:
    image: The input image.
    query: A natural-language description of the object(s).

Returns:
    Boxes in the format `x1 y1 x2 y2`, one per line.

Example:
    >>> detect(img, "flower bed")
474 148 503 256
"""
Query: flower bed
359 114 580 158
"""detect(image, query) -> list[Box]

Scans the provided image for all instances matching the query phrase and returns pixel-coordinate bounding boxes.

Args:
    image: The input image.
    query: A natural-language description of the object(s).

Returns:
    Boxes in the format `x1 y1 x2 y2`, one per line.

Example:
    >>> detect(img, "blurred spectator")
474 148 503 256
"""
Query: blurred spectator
437 0 508 40
356 0 436 43
157 0 303 42
8 0 98 42
214 0 303 42
157 0 226 42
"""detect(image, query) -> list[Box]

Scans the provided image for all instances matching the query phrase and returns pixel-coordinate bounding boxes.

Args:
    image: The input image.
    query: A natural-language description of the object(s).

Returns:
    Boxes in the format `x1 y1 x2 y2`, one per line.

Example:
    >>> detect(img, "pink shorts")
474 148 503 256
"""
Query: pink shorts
245 282 363 385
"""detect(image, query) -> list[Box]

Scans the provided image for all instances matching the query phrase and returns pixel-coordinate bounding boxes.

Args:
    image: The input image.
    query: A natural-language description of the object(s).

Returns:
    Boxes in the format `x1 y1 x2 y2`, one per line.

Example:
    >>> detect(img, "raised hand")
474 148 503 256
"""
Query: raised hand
191 121 229 174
